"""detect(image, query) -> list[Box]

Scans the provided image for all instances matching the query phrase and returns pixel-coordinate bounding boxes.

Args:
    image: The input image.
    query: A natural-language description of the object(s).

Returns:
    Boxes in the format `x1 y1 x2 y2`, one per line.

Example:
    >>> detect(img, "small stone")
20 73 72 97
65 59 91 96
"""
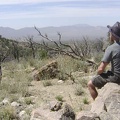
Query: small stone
58 80 64 84
2 98 9 105
19 110 29 120
19 110 26 117
11 101 20 107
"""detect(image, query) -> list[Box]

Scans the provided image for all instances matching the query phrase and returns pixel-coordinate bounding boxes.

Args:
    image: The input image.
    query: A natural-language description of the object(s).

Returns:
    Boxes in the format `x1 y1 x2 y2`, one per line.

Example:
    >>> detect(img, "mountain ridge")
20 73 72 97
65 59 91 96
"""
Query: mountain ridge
0 24 108 41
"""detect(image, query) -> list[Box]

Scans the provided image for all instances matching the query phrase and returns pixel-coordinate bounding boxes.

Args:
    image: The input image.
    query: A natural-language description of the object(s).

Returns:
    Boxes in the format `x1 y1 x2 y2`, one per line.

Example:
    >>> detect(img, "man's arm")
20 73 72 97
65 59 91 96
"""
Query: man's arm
97 62 109 75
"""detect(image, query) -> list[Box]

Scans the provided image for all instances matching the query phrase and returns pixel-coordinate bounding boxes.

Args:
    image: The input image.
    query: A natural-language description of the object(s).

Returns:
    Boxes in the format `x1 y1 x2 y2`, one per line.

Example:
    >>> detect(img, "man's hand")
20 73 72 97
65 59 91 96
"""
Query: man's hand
97 62 109 75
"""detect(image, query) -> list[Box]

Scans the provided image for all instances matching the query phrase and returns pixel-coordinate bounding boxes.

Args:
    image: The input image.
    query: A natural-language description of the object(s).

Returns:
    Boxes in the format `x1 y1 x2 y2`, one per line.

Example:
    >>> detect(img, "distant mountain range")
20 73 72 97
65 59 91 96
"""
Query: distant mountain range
0 24 108 41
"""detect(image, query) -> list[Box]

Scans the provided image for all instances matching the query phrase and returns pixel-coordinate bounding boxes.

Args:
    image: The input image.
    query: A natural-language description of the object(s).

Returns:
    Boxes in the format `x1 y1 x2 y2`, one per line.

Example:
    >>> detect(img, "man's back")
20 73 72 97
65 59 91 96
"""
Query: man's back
104 42 120 78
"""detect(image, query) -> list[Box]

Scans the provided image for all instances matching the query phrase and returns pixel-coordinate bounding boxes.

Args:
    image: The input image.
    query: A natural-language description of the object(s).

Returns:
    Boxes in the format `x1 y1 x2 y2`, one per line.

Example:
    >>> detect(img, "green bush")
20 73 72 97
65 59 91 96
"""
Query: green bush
38 49 48 59
83 97 89 104
55 95 64 102
24 97 33 105
0 105 18 120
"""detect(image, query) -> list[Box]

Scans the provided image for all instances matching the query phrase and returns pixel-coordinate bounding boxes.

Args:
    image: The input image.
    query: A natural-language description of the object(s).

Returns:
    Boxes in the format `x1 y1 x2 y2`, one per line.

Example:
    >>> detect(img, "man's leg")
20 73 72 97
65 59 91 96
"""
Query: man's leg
88 80 98 100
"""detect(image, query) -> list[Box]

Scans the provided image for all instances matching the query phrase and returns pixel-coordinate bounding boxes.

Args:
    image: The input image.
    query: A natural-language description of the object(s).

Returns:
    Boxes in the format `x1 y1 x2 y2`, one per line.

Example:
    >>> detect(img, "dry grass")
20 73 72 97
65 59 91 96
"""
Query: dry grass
0 55 94 118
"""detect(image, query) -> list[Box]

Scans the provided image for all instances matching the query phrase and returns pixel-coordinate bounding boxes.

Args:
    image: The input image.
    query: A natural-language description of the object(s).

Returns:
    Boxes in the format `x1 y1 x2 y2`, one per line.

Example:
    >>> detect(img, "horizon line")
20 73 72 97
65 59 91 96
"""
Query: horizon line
0 23 107 30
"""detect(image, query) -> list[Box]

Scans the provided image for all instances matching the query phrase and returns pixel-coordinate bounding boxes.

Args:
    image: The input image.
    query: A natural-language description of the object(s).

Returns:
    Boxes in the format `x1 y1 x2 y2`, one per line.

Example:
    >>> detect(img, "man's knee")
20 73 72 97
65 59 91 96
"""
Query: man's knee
87 80 95 88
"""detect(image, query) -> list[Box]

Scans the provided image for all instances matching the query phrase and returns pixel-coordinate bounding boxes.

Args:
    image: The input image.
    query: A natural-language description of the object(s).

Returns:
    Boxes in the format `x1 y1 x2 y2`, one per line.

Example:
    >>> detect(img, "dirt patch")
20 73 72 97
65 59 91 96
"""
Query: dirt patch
29 77 92 112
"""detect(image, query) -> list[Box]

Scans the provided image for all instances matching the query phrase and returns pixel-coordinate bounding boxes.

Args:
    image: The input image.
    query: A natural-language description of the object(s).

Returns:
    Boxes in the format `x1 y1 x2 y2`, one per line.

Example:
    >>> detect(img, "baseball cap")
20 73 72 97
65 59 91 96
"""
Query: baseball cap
107 21 120 39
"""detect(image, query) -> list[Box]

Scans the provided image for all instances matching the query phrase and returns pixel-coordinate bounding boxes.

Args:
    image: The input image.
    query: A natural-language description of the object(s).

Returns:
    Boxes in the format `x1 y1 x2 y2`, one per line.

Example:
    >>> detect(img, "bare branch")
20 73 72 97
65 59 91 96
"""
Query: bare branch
35 27 98 66
25 36 36 58
35 26 60 48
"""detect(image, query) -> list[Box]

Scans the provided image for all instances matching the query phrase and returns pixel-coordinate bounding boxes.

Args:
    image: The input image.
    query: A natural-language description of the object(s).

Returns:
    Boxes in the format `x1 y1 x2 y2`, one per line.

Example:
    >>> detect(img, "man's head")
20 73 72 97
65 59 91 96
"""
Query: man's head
107 22 120 42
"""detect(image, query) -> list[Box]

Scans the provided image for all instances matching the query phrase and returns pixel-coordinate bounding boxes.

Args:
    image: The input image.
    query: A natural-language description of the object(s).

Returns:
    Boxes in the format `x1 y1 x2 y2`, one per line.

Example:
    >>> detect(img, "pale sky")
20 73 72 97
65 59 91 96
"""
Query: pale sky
0 0 120 29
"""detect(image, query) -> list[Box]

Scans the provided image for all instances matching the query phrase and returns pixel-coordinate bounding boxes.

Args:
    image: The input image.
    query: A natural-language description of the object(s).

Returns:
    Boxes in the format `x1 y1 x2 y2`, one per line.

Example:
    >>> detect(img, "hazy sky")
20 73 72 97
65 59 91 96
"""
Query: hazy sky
0 0 120 29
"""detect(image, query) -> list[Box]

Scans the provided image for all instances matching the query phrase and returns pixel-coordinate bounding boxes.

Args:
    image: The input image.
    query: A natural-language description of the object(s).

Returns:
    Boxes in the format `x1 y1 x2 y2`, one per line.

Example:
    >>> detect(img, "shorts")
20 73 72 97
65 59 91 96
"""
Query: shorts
92 71 120 89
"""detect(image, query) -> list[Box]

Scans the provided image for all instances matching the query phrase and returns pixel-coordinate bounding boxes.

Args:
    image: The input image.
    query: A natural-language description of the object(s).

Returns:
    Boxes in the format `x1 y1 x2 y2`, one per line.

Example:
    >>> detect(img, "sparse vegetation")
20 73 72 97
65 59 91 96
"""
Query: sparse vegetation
55 95 64 102
43 81 53 87
24 97 33 105
83 97 89 104
0 105 18 120
74 85 85 96
78 78 88 88
0 35 108 118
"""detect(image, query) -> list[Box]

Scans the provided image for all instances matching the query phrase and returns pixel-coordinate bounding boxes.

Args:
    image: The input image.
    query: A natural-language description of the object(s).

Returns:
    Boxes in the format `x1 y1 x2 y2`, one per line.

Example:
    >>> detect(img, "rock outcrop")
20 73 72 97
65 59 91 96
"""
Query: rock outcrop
30 102 75 120
77 83 120 120
32 60 58 81
30 83 120 120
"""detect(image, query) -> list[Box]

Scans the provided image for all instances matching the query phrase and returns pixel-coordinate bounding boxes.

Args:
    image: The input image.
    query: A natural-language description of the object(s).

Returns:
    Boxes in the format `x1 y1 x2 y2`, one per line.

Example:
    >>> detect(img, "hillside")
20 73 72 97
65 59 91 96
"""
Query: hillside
0 24 108 41
0 55 94 119
0 30 111 119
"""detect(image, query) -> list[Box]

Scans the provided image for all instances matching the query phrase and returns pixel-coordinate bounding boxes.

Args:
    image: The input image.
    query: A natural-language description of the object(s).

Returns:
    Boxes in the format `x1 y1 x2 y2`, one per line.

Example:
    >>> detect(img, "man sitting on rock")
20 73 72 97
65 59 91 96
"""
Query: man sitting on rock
88 21 120 100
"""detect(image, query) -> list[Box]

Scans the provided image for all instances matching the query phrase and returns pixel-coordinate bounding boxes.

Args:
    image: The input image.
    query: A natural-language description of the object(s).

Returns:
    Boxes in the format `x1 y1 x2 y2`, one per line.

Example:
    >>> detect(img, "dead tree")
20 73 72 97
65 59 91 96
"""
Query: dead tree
12 41 20 62
0 41 9 82
0 48 9 82
34 27 101 83
25 36 36 58
35 26 97 66
0 36 11 81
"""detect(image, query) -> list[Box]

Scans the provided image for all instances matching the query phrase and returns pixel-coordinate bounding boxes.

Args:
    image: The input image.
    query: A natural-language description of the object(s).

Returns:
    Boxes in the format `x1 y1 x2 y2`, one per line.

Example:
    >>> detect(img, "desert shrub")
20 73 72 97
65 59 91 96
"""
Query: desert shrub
24 57 44 68
1 60 32 99
38 49 48 59
1 81 30 97
0 90 7 102
43 81 53 87
0 105 18 120
94 52 103 63
78 78 88 88
55 95 64 102
57 56 78 74
77 61 89 73
9 95 19 103
83 97 89 104
21 87 31 97
74 85 84 96
57 72 68 81
24 97 33 105
20 59 29 69
8 83 19 94
28 58 36 67
56 55 91 78
0 82 18 95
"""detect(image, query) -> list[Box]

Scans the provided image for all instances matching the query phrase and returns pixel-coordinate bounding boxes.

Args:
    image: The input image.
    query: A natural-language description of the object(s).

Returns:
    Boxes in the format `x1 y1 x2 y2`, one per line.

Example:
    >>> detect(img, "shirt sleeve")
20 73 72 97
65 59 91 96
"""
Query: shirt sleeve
101 47 112 63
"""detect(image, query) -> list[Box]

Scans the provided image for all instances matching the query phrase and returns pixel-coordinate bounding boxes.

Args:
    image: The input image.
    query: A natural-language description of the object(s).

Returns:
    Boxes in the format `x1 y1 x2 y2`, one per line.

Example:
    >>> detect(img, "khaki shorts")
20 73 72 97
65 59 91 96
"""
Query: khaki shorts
92 71 120 89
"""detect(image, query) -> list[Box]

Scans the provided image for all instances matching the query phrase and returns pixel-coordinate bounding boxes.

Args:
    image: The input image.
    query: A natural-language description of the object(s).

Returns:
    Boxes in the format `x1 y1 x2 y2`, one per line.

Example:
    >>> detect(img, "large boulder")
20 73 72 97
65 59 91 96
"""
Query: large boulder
30 102 75 120
32 60 58 81
77 83 120 120
76 111 99 120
